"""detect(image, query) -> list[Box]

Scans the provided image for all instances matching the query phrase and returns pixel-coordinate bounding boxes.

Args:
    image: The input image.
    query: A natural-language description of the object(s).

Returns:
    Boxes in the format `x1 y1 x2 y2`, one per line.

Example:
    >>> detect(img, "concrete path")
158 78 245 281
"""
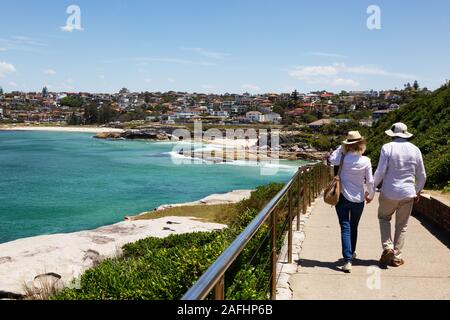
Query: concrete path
290 194 450 300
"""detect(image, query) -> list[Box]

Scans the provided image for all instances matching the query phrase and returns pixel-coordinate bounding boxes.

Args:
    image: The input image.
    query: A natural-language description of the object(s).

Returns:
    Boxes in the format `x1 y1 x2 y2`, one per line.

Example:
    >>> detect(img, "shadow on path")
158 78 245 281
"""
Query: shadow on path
297 258 383 272
412 213 450 250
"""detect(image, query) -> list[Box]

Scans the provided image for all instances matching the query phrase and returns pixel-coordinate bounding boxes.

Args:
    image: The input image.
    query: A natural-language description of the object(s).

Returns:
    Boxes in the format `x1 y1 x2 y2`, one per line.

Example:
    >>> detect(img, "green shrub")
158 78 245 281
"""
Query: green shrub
53 183 285 300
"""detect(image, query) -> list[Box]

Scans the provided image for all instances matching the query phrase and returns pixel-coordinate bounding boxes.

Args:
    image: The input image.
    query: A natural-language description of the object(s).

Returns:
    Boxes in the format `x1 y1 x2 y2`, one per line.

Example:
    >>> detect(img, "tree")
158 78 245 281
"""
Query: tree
291 90 299 102
0 86 3 95
67 112 82 125
59 96 83 108
42 86 48 97
83 103 99 124
413 80 419 91
98 104 117 124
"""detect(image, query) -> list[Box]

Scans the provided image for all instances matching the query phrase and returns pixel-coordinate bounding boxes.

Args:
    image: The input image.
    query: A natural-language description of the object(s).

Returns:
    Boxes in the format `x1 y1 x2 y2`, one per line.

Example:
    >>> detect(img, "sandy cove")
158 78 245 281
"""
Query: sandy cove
0 190 252 297
0 126 124 134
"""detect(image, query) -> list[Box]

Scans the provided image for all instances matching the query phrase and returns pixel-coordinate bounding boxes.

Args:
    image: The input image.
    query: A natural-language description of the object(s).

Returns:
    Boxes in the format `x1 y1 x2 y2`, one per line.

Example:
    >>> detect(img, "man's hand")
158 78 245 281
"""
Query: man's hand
414 191 422 203
365 191 372 204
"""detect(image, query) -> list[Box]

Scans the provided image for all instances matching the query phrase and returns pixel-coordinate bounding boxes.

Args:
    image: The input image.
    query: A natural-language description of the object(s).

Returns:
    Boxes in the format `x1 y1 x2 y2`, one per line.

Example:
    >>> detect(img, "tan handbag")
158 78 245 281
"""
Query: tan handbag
324 152 346 206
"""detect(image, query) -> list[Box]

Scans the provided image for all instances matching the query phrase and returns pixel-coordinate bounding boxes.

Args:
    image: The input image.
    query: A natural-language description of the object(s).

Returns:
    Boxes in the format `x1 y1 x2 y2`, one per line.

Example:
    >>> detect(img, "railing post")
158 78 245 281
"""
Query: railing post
313 167 317 200
288 187 293 264
297 171 301 231
302 171 308 214
270 210 277 300
213 275 225 300
317 165 321 194
308 168 312 207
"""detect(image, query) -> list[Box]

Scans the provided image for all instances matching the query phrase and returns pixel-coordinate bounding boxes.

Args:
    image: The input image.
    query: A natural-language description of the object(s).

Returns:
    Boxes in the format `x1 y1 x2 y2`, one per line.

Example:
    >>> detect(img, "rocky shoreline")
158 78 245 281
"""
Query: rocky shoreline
94 128 175 141
0 190 252 298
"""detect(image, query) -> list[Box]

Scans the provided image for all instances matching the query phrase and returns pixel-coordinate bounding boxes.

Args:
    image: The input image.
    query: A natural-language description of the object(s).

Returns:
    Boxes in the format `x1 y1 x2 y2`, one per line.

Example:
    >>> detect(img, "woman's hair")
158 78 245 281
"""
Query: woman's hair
343 139 366 155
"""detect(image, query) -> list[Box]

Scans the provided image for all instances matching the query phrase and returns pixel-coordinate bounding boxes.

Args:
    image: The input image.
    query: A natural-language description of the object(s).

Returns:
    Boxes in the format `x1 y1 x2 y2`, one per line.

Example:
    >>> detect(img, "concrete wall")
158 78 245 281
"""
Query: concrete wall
413 195 450 237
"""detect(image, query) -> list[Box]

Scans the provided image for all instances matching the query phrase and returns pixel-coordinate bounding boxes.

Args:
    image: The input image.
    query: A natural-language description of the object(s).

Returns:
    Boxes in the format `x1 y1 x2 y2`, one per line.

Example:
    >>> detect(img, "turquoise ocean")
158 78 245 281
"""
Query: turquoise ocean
0 131 307 243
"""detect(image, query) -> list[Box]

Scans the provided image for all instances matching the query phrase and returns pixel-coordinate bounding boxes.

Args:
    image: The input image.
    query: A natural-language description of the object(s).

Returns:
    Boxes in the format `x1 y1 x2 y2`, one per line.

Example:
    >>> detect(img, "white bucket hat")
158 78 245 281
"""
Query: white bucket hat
385 122 413 139
343 131 363 145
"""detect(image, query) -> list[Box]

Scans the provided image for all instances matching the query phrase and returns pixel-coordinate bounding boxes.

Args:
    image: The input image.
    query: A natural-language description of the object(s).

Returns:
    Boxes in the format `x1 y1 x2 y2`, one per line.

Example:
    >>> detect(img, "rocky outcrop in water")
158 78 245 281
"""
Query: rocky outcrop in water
95 129 174 141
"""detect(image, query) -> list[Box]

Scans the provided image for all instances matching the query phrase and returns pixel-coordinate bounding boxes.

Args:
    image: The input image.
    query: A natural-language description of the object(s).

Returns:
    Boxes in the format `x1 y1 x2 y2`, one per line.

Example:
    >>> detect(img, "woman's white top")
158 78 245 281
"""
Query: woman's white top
329 145 375 203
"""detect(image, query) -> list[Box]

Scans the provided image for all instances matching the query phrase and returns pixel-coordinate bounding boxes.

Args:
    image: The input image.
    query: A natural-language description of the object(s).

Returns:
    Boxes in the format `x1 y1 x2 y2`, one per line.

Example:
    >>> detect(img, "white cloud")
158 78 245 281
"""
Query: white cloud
61 25 84 32
331 78 360 88
289 63 416 88
306 52 348 59
181 47 230 59
241 84 261 93
201 84 216 89
0 36 46 52
136 57 216 66
289 65 338 80
0 62 16 78
44 69 57 75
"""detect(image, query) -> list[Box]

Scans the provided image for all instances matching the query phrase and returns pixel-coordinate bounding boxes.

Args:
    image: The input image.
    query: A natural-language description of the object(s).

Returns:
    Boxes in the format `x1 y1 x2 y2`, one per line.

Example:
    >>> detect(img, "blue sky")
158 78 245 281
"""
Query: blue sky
0 0 449 94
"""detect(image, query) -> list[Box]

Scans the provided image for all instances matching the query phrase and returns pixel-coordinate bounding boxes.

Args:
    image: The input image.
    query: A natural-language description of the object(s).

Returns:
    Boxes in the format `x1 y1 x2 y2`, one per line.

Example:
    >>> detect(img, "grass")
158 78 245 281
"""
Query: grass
134 203 238 225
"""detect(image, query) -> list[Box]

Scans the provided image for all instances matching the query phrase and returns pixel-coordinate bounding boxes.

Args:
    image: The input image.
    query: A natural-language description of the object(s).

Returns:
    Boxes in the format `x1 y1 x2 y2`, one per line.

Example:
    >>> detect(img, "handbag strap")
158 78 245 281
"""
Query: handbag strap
336 152 346 178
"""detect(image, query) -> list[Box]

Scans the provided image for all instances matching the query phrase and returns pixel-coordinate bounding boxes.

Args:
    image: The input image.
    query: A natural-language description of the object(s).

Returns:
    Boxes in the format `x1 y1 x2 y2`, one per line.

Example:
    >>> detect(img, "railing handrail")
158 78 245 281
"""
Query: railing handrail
181 164 314 300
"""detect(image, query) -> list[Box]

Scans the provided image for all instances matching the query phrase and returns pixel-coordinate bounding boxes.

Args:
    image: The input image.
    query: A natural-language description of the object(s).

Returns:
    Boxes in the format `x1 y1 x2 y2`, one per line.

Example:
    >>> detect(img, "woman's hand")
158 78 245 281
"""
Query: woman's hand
365 191 372 204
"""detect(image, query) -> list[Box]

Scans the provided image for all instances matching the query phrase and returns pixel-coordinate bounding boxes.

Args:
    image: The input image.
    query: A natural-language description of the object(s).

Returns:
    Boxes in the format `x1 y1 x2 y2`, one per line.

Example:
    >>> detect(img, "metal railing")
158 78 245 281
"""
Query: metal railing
181 162 333 300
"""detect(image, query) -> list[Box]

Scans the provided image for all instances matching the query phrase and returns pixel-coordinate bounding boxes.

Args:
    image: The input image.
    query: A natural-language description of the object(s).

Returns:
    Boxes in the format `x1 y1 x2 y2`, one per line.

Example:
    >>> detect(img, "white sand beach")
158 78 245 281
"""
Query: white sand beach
0 126 124 133
0 189 252 297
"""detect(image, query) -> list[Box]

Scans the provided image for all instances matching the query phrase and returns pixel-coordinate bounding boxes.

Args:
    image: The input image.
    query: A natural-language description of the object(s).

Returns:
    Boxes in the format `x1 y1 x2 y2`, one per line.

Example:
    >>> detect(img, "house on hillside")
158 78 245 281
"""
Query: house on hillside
372 109 393 121
308 119 332 129
246 111 262 122
286 108 305 117
260 112 282 124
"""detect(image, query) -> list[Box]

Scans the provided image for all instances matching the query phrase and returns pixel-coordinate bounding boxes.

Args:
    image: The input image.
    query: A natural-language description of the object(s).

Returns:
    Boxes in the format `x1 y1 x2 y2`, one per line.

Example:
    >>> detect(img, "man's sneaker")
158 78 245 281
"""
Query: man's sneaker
352 252 357 260
379 249 395 266
390 258 405 267
340 262 352 273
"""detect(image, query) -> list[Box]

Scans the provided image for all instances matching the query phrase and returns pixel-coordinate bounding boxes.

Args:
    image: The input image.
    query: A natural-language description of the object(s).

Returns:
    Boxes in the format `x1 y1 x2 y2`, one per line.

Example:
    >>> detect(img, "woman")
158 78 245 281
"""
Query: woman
329 131 374 273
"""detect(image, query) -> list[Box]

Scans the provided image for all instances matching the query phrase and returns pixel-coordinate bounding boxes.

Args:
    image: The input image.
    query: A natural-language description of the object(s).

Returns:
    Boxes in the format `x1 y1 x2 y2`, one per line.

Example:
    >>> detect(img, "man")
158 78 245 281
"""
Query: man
371 122 427 267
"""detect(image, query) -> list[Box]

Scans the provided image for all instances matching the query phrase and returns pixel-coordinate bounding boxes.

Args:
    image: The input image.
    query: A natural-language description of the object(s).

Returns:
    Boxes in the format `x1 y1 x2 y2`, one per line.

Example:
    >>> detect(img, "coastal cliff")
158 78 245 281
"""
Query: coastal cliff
0 190 251 299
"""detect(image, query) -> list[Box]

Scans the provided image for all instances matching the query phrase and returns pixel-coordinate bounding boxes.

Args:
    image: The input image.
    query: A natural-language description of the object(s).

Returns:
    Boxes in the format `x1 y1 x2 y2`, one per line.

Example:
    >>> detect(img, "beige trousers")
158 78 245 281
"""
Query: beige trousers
378 193 415 259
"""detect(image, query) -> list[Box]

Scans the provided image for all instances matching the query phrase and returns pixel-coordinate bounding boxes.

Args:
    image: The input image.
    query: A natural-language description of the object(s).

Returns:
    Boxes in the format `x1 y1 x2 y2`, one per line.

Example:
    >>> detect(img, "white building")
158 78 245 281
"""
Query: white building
246 111 262 122
210 110 229 117
260 112 282 124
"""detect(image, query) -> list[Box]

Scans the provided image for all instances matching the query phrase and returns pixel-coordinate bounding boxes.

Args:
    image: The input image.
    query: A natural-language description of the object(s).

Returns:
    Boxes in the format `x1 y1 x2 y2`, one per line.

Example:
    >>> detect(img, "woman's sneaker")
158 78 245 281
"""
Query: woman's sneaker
340 262 352 273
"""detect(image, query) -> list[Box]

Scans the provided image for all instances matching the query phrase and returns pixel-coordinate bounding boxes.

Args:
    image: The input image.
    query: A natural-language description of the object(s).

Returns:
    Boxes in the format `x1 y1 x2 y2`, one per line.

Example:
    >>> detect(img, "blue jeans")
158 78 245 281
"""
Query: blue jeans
335 194 364 263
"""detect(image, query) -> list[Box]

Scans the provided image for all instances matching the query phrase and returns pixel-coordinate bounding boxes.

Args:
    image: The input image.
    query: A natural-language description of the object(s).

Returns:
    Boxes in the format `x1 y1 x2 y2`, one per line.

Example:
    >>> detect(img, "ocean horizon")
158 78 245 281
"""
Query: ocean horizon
0 131 307 243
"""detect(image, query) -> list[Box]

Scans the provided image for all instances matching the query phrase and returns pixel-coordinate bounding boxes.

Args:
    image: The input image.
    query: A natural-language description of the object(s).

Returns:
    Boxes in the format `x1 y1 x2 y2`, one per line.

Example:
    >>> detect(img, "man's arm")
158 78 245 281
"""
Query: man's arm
365 161 375 202
329 145 343 166
415 151 427 194
373 146 389 189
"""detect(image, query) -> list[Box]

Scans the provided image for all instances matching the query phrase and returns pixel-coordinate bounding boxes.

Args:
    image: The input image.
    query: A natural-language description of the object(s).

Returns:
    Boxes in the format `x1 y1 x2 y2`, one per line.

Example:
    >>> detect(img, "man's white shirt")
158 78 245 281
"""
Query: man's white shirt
373 138 427 200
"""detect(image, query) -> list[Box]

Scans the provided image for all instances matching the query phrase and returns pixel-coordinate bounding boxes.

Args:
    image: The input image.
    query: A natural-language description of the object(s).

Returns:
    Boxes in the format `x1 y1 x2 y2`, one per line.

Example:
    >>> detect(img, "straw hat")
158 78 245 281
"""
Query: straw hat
343 131 363 145
385 122 413 139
